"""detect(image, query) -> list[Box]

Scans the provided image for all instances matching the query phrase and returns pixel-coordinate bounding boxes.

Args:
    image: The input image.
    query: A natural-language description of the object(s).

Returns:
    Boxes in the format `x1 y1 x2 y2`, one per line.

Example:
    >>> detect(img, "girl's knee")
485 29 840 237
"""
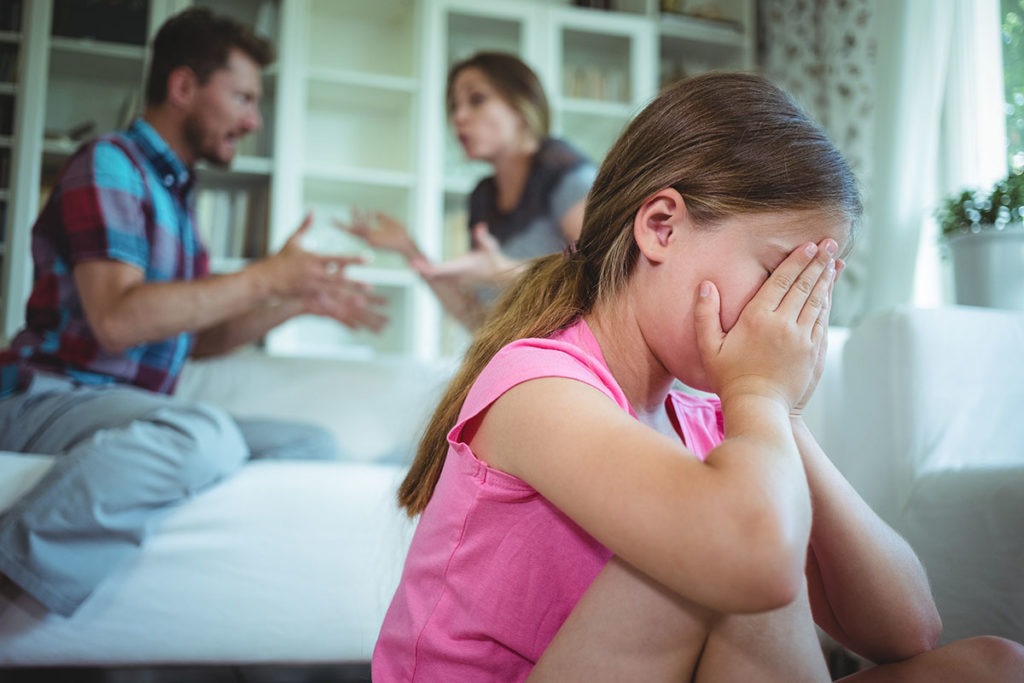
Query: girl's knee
959 636 1024 680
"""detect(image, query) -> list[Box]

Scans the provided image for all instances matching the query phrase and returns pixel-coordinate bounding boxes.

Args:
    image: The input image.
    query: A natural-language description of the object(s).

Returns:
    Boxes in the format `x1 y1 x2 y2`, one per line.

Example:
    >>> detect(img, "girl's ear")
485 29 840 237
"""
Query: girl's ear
633 187 687 264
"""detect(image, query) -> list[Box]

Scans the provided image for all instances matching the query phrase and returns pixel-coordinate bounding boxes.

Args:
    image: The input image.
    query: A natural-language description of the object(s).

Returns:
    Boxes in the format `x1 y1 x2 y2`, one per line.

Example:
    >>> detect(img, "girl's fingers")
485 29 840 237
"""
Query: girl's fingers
776 238 836 319
693 280 724 362
797 258 834 329
749 241 820 312
805 256 842 353
806 263 834 344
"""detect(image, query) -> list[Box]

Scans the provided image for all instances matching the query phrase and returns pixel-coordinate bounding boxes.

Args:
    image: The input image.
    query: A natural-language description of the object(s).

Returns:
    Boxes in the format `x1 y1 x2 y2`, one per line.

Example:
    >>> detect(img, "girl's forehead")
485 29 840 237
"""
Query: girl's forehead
754 210 851 246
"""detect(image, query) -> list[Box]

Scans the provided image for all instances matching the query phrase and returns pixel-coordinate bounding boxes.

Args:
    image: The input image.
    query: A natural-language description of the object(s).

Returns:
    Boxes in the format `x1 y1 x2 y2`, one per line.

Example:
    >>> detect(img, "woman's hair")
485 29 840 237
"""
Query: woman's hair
446 52 550 140
399 71 862 515
145 7 274 106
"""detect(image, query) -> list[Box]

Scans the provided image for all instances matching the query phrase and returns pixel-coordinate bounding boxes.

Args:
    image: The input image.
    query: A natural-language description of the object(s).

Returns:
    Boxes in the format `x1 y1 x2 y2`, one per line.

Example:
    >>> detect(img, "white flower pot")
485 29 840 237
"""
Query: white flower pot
946 225 1024 310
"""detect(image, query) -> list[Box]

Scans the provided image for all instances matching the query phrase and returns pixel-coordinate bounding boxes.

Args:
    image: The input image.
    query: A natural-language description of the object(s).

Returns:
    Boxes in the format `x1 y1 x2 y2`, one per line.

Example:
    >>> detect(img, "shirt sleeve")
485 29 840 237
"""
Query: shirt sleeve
451 339 632 447
58 139 150 271
550 163 596 226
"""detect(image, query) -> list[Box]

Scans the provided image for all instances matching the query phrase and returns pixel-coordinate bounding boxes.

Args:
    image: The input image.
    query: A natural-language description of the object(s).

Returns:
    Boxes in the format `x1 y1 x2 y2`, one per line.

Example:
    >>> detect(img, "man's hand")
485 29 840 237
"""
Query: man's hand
303 279 389 332
258 213 389 331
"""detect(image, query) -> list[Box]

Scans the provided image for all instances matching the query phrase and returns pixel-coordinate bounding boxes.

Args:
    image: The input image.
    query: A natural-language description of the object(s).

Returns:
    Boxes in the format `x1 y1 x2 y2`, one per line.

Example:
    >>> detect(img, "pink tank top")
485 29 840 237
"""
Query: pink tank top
372 319 723 681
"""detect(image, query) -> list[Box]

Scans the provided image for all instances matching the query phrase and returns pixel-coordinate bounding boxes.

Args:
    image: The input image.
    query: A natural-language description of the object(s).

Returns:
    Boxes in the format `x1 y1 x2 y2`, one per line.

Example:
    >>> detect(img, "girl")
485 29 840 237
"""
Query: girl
373 72 1024 681
342 52 596 330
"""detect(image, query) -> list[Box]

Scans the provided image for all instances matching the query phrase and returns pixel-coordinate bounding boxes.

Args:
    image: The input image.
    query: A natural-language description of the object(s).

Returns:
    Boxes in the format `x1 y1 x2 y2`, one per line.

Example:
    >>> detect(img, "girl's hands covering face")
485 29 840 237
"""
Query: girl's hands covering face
791 258 844 415
694 238 838 411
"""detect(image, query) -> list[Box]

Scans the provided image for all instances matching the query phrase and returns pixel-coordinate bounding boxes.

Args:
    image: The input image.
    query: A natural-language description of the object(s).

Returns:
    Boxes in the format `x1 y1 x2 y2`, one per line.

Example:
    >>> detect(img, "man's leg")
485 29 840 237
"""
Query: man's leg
233 417 339 461
0 377 250 616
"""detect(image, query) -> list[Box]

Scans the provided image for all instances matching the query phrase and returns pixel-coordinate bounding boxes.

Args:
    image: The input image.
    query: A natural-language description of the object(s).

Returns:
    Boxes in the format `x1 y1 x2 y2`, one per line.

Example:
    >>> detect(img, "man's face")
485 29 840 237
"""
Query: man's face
183 49 262 167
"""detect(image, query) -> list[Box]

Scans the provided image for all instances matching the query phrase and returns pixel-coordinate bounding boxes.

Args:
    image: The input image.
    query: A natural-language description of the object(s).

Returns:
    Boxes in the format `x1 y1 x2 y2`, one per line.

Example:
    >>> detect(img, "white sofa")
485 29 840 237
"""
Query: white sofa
0 305 1020 670
806 305 1024 647
0 350 455 670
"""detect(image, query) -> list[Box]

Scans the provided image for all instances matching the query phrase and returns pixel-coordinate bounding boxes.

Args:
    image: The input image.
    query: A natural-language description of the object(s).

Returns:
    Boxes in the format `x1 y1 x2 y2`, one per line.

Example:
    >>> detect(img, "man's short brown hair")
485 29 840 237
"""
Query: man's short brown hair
144 7 274 106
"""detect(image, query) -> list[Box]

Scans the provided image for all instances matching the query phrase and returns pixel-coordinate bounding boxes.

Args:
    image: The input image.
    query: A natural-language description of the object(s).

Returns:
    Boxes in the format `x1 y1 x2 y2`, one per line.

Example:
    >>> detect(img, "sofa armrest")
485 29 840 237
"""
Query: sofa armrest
833 306 1024 524
801 326 850 457
901 466 1024 644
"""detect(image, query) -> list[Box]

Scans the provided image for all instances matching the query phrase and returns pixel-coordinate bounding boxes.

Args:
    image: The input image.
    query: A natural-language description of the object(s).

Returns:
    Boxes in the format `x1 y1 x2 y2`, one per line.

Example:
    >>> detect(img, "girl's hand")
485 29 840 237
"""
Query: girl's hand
695 238 837 411
792 259 844 415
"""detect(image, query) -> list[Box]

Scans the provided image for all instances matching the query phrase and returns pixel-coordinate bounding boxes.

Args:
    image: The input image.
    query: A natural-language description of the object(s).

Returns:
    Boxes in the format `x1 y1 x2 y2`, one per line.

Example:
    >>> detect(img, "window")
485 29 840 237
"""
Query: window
1002 0 1024 172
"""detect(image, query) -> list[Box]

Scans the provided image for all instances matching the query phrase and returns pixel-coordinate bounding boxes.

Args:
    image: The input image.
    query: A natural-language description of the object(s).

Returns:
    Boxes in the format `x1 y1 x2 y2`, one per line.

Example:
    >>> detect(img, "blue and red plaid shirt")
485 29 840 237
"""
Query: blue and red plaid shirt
0 118 209 398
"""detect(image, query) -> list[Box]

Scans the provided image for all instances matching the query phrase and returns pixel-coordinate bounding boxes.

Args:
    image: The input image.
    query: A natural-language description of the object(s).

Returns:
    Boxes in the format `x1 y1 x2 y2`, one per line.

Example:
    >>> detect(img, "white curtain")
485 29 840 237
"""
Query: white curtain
761 0 1006 324
870 0 1005 313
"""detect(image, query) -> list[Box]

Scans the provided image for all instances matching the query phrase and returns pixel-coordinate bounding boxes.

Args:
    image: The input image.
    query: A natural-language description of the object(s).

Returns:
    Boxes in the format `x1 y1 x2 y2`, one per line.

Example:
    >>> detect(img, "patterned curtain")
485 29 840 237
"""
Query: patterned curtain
758 0 877 326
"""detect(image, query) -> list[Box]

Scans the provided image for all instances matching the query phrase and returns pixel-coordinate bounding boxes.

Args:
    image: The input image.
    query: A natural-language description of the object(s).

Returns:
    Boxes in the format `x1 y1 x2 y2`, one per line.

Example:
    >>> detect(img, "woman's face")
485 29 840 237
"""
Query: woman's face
449 67 529 162
644 209 851 391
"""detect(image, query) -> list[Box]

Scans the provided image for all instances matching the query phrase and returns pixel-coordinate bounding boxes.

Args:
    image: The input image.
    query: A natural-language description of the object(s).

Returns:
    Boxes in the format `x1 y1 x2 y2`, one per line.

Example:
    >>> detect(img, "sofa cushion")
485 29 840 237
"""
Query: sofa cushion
176 349 457 465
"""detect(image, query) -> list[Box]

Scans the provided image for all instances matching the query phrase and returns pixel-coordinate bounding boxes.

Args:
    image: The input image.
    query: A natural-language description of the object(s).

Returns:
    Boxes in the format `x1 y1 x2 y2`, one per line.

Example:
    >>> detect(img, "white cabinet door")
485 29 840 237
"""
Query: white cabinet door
0 1 28 339
546 6 655 169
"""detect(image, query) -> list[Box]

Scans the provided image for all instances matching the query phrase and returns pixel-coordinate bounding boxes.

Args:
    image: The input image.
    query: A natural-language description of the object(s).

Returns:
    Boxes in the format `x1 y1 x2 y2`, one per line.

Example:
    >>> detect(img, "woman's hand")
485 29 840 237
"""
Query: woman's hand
414 223 524 287
695 238 837 411
336 210 419 260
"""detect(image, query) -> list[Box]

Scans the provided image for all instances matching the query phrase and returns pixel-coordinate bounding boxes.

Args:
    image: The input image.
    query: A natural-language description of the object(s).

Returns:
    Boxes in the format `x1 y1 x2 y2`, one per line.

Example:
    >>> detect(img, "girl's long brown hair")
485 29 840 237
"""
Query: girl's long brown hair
399 72 862 515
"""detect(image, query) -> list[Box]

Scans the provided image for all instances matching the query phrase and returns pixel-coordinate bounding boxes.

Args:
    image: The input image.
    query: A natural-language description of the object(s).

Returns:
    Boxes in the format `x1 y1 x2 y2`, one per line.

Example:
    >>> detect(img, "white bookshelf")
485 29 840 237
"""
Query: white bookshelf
0 0 754 358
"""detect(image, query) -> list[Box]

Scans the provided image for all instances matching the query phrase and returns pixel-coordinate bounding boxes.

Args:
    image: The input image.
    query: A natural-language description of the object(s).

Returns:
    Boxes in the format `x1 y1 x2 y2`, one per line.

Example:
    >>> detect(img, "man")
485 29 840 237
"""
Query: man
0 7 385 616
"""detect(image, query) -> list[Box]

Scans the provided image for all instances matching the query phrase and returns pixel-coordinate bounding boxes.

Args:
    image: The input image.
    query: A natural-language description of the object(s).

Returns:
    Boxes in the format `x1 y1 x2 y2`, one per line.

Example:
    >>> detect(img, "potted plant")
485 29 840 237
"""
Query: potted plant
935 171 1024 310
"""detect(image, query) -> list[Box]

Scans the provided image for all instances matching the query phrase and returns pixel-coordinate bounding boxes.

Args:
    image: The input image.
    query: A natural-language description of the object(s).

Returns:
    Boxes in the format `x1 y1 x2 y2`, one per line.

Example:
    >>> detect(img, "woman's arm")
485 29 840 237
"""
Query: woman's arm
797 417 942 662
340 212 491 330
560 198 586 242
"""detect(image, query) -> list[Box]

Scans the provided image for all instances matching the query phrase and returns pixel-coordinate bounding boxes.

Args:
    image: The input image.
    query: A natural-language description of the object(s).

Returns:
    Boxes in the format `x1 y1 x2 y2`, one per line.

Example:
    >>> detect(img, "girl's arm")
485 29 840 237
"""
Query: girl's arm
797 416 942 662
472 240 837 614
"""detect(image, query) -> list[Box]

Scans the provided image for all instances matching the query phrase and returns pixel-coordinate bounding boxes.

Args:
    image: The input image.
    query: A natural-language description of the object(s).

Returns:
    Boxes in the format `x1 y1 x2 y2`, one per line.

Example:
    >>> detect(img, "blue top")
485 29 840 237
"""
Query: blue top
0 118 208 398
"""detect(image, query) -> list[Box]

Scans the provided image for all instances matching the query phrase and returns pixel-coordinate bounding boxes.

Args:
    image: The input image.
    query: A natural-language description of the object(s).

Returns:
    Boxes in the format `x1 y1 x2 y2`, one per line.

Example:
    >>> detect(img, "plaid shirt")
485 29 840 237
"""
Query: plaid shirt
0 118 209 398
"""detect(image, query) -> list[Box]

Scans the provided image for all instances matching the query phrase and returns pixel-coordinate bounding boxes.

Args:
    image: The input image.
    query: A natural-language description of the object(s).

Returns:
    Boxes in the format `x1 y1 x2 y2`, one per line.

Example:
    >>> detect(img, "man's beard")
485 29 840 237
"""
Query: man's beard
183 113 233 168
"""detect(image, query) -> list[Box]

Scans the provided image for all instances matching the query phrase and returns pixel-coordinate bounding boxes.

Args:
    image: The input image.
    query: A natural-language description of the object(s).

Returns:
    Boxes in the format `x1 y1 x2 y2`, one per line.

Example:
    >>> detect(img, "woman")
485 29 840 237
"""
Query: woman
371 72 1024 681
342 52 596 330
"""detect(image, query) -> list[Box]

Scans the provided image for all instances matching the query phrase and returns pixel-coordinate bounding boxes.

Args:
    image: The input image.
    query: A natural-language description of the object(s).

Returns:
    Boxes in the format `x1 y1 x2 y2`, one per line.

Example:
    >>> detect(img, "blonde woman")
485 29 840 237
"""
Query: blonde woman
343 52 595 330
